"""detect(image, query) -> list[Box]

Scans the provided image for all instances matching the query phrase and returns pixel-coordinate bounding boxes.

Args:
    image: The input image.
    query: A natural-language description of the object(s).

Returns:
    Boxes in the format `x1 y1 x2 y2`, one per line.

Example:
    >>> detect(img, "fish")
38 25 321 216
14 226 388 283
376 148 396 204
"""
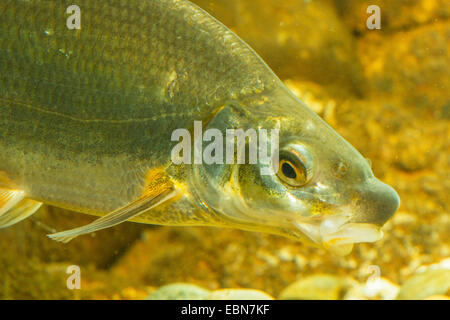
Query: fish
0 0 400 255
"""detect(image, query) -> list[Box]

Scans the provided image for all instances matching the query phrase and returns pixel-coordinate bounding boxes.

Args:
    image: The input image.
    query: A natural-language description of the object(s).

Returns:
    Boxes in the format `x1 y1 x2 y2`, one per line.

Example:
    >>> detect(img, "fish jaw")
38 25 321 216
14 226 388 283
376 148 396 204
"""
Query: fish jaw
294 213 384 256
291 177 399 255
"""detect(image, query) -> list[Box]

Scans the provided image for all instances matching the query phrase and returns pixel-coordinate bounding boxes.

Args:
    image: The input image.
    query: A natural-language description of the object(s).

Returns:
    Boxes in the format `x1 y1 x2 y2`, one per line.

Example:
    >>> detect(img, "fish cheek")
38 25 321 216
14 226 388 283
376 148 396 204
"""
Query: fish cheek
237 163 285 209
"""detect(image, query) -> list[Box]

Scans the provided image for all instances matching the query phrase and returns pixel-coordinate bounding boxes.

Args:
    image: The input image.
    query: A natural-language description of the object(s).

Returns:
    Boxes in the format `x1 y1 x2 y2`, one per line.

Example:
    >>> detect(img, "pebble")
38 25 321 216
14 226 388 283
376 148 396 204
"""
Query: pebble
146 284 274 300
279 274 351 300
397 269 450 300
207 289 273 300
146 283 211 300
344 277 399 300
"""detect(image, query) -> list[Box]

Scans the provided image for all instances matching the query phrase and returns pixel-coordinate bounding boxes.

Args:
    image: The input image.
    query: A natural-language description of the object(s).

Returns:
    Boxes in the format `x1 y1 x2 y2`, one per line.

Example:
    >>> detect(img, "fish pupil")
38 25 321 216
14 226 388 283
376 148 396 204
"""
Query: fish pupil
282 162 297 179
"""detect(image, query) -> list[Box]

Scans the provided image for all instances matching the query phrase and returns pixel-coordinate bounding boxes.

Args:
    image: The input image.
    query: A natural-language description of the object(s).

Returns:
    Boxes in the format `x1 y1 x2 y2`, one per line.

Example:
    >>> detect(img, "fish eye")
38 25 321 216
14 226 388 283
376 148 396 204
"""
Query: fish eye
277 146 313 187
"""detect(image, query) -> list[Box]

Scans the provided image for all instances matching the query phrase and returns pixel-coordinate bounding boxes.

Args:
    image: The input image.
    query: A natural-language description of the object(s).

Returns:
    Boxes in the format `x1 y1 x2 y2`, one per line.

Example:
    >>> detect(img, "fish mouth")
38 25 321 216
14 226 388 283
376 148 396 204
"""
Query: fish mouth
293 214 383 256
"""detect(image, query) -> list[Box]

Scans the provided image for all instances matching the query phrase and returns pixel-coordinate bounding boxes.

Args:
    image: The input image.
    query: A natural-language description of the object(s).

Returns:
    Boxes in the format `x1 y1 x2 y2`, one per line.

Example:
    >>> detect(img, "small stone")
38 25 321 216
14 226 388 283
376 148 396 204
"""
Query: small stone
277 246 295 262
397 269 450 300
279 274 351 300
146 283 211 300
362 277 400 300
415 257 450 273
391 211 418 226
343 276 400 300
256 249 279 267
294 254 308 270
207 289 274 300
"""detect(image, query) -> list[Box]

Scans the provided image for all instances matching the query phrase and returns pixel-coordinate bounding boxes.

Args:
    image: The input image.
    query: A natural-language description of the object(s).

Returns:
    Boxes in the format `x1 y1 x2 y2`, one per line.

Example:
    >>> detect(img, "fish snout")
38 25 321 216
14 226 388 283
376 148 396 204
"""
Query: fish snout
351 178 400 226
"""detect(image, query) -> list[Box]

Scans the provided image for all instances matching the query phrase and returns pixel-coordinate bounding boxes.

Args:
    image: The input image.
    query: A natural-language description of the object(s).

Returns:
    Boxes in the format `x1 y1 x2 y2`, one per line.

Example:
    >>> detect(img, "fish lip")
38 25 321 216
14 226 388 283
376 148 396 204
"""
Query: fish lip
293 213 384 255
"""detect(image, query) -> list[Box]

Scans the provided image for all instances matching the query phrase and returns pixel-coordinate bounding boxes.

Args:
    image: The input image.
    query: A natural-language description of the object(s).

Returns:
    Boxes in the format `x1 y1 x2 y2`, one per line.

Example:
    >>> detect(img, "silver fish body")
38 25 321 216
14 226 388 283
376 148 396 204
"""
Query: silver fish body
0 0 400 254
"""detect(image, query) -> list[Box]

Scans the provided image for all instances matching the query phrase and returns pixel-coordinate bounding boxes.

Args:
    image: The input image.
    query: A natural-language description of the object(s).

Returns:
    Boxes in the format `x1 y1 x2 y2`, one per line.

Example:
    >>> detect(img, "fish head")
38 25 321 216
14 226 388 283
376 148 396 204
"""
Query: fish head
188 89 400 255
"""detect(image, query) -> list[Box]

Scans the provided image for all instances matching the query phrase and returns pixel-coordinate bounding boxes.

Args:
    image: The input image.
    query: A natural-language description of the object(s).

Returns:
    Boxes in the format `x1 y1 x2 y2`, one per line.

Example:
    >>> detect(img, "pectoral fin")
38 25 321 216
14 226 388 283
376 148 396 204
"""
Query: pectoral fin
0 199 43 228
48 187 178 243
0 188 42 228
0 189 25 216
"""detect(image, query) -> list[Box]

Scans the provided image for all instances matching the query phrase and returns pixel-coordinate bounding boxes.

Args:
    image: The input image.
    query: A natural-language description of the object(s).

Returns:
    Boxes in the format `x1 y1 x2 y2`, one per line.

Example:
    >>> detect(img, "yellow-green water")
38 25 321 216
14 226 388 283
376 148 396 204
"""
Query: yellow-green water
0 0 449 300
